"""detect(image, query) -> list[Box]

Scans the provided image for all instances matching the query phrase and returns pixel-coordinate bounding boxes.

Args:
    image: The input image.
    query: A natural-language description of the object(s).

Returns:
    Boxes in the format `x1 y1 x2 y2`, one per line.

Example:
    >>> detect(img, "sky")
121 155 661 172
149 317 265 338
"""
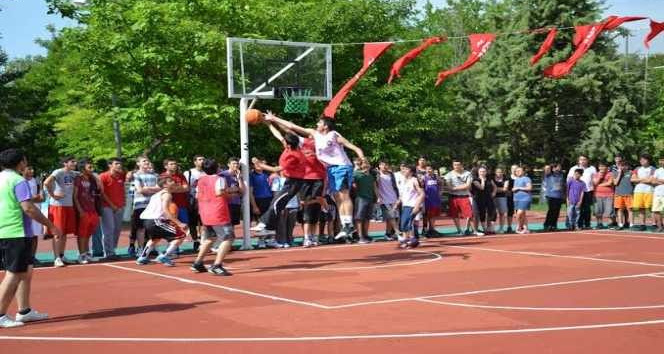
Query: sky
1 0 663 59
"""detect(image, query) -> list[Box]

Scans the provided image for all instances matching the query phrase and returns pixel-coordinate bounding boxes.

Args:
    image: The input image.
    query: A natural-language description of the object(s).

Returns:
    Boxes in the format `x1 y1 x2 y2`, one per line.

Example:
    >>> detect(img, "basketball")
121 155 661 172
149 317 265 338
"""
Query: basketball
168 202 178 216
245 109 264 125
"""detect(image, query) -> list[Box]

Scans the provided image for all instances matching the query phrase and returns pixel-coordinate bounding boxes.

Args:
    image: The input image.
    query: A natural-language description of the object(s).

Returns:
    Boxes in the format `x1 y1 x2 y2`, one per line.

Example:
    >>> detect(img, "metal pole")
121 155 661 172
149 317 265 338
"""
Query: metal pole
239 98 252 250
624 34 629 71
111 93 122 158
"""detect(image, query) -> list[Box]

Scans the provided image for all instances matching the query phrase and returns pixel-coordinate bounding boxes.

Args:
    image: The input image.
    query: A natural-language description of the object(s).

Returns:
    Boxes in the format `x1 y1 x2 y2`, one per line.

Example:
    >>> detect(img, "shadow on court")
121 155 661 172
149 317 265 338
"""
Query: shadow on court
27 301 218 325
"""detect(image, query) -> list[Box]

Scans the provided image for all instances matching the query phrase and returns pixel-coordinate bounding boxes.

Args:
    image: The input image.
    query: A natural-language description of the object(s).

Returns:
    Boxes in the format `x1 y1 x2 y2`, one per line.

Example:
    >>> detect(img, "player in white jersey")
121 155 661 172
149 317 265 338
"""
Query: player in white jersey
264 112 364 239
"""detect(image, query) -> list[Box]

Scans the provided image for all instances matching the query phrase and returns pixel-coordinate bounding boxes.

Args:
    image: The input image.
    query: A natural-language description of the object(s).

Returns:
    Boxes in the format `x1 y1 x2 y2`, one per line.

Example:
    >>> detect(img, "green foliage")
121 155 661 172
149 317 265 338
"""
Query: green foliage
1 0 662 172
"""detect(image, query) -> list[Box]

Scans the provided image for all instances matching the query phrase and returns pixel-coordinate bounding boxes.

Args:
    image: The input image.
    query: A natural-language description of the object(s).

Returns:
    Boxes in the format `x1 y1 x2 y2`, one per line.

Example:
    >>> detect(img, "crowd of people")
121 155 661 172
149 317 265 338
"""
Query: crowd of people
2 113 664 328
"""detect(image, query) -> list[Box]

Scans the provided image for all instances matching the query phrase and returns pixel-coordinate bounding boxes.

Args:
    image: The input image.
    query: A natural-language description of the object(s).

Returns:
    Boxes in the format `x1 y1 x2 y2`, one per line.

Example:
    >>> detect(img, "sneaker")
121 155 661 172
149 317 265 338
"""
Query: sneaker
383 233 396 241
0 315 24 328
406 238 420 248
127 244 136 257
156 254 175 267
257 239 267 249
265 239 280 248
255 229 275 237
135 248 144 259
190 262 207 273
136 256 150 265
53 257 65 268
78 254 89 265
312 235 320 246
463 230 472 236
334 229 348 240
250 223 267 232
358 238 372 244
303 238 314 248
474 231 485 236
208 264 232 276
15 309 48 323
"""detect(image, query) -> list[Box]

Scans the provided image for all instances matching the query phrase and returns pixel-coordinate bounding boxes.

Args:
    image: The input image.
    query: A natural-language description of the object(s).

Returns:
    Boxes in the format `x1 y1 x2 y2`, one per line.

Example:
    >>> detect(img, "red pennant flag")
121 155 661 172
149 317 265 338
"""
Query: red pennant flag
604 16 647 30
530 28 557 65
388 36 445 84
435 33 495 86
323 42 393 118
644 19 664 49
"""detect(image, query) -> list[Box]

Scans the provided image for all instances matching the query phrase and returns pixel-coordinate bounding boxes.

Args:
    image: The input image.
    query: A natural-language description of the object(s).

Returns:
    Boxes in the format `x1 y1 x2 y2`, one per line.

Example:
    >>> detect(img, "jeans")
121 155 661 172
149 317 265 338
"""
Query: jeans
544 197 564 228
91 223 103 256
101 207 124 257
567 204 581 229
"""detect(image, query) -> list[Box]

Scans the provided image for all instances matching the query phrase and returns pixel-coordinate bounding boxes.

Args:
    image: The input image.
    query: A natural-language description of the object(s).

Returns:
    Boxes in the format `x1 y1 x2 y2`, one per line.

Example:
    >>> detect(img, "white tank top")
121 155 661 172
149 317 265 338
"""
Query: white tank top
140 190 166 220
399 177 419 207
313 131 351 167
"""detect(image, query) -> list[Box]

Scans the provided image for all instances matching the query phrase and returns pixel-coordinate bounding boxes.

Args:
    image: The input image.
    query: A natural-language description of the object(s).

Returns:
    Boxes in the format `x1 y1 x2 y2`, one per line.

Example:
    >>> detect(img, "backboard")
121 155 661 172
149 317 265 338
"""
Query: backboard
226 37 333 100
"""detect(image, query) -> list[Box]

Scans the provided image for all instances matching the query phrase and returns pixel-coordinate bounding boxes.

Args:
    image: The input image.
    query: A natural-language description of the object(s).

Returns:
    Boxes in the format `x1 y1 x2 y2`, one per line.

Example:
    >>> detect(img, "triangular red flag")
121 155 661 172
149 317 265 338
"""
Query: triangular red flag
530 28 557 65
644 19 664 49
323 42 393 118
435 33 496 87
604 16 647 30
388 36 445 84
543 16 645 78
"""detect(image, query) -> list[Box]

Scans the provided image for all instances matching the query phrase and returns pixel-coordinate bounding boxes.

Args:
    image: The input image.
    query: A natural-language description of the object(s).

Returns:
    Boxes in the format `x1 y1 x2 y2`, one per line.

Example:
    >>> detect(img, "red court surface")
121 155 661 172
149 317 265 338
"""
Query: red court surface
3 229 664 353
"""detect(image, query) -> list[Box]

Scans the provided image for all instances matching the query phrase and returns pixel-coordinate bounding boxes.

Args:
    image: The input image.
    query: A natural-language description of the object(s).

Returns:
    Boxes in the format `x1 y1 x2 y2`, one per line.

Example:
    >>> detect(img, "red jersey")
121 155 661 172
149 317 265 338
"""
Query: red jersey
196 175 230 226
160 172 189 208
301 138 326 180
74 175 97 213
279 148 306 179
100 171 126 208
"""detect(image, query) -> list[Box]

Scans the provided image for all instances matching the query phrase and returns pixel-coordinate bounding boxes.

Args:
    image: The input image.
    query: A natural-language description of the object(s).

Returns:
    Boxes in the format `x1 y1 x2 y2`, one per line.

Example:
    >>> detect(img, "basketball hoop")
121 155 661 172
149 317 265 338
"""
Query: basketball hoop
282 87 312 114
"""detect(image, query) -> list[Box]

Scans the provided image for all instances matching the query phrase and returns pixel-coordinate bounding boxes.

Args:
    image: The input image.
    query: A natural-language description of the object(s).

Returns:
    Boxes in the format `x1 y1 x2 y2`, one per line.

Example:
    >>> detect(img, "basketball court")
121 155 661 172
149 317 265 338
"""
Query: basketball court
3 229 664 353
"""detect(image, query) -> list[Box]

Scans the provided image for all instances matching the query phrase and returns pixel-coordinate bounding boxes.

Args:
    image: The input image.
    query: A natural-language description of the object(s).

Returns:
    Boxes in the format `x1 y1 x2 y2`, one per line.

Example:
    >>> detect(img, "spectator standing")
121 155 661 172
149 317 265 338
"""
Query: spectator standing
99 158 127 260
593 162 615 229
543 163 565 231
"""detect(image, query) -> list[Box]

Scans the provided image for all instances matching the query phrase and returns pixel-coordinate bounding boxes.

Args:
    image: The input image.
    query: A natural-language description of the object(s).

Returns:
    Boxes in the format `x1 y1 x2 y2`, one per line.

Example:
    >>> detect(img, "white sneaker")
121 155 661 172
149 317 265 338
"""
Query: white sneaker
334 230 348 240
303 239 314 248
15 309 48 323
53 257 65 268
283 243 290 249
78 255 89 264
265 239 279 248
257 239 267 249
0 315 24 328
250 223 267 232
255 229 275 237
312 235 320 246
474 231 485 236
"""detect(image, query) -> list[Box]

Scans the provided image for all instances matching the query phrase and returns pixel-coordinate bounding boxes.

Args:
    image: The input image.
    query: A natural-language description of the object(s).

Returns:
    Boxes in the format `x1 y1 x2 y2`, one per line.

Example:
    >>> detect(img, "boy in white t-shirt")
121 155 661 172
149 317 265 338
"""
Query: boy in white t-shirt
652 157 664 232
630 154 656 231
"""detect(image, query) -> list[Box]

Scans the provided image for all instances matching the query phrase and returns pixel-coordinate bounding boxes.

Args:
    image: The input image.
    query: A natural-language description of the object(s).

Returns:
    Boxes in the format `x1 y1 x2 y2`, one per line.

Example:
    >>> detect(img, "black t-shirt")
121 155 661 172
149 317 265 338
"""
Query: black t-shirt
472 177 495 200
494 177 507 198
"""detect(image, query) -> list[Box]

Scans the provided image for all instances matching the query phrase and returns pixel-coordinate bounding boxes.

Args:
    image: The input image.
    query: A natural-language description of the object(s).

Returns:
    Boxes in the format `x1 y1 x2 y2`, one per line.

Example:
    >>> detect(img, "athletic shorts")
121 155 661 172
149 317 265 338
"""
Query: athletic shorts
633 192 653 209
594 197 614 218
229 204 242 225
0 238 34 273
514 199 531 211
448 196 472 219
327 165 354 194
77 211 100 238
48 205 77 235
144 219 186 242
201 224 235 242
380 204 399 220
301 179 324 201
494 197 508 214
426 206 441 218
652 196 664 213
614 195 633 209
354 197 374 221
302 203 321 224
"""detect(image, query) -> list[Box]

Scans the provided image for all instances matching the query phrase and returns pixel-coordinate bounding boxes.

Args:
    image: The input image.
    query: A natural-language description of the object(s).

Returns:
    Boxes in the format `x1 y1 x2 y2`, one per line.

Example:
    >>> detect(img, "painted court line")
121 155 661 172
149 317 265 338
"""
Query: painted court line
103 264 331 309
327 272 659 309
2 318 664 342
416 298 664 311
586 231 664 240
448 245 664 268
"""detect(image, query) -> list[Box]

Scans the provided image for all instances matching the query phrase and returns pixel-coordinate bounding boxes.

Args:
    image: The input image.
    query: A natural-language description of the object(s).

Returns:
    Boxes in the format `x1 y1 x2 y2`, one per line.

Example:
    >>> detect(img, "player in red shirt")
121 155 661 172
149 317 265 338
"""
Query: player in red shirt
251 124 307 235
99 158 127 260
159 159 190 223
